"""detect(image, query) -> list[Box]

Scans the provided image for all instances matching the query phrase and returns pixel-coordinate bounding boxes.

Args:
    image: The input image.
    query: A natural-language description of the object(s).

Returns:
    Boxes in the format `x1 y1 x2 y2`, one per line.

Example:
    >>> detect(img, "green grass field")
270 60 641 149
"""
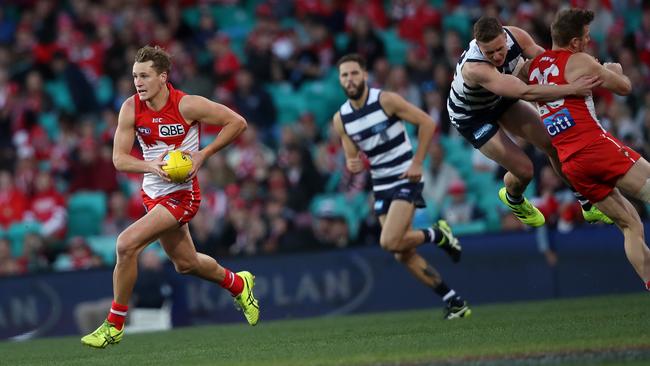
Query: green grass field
1 293 648 366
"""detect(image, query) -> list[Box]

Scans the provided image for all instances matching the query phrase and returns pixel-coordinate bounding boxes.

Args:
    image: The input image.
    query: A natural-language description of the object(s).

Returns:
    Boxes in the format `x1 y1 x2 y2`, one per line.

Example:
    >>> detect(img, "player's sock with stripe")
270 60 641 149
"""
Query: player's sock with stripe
646 280 650 291
421 227 445 244
434 282 464 307
572 189 592 211
505 191 524 205
106 301 128 330
219 268 244 296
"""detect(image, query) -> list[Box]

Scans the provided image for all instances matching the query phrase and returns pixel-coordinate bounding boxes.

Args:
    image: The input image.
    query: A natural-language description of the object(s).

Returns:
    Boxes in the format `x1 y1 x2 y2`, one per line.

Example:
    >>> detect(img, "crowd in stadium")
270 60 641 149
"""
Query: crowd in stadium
1 0 649 276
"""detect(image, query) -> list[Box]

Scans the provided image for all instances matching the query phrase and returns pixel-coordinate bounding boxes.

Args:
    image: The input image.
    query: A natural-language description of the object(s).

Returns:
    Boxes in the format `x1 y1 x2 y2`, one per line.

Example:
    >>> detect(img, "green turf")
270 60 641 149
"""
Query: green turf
1 293 648 366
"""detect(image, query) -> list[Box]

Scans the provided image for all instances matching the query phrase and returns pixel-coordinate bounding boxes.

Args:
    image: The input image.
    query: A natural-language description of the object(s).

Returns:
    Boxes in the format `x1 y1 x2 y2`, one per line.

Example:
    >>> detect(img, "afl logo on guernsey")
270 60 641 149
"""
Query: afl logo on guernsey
137 127 151 135
159 124 185 137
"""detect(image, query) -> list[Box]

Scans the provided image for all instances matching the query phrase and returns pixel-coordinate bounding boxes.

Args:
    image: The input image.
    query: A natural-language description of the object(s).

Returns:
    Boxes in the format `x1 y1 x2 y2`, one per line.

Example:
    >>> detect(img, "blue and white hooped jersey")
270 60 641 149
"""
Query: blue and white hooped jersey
447 28 523 125
339 88 419 192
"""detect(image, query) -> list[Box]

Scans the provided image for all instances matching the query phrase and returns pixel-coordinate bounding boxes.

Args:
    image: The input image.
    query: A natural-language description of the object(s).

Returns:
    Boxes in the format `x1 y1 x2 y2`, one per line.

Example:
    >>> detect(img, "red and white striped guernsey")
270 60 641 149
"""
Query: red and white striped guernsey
133 83 200 198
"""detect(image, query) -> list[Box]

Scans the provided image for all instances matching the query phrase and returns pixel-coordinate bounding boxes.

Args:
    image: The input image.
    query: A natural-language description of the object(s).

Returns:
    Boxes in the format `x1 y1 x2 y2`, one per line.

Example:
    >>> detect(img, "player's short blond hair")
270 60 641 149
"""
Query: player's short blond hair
134 45 171 75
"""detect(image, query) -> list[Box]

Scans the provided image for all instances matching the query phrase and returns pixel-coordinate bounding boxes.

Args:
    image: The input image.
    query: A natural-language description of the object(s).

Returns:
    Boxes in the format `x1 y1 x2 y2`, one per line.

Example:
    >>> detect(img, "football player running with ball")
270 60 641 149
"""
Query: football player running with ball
82 46 259 348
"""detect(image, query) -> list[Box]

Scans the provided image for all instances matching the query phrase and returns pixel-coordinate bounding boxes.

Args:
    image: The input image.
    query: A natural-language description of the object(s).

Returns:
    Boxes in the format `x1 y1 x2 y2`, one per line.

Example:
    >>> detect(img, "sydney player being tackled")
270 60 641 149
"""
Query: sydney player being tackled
527 9 650 290
81 46 259 348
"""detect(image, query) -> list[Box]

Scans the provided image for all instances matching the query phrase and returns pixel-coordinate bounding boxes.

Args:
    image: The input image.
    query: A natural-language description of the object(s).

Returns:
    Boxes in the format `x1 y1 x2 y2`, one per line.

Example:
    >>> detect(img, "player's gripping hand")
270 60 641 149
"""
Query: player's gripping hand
400 162 423 183
183 150 206 182
346 156 364 173
572 75 602 97
149 150 171 182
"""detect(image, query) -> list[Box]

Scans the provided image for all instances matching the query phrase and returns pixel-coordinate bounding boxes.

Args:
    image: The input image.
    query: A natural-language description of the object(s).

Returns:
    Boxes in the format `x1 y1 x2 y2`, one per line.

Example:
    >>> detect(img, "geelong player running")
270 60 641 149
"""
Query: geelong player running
528 9 650 290
447 16 611 228
82 46 259 348
333 54 470 319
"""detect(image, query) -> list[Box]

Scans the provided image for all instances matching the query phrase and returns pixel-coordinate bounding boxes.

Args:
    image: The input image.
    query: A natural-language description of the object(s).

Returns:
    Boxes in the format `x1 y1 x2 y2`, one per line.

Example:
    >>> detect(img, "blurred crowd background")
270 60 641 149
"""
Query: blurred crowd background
1 0 650 277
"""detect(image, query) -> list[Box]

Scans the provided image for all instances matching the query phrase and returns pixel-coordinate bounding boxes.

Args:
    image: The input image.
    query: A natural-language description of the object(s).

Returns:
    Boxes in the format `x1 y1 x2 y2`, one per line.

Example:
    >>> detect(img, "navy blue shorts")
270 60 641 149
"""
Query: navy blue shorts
452 97 518 149
373 182 426 216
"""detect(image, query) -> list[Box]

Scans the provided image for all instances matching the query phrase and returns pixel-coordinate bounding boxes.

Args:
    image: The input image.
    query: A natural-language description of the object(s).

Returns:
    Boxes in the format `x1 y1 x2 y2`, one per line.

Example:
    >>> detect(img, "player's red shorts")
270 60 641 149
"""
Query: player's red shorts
141 187 201 225
561 132 640 203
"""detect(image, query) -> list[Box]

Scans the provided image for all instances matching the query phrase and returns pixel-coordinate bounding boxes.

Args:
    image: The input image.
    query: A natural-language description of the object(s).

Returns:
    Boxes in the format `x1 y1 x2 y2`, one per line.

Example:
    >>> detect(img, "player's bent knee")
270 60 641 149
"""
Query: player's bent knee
626 218 644 234
379 234 400 252
514 166 534 183
115 234 139 260
173 259 198 275
614 214 642 233
393 251 414 263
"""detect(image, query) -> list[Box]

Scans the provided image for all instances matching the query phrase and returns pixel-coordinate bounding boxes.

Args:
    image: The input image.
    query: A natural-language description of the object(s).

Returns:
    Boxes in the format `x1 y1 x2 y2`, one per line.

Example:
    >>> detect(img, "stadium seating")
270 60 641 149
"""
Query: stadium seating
86 235 117 265
377 28 410 65
38 112 60 140
310 192 369 240
52 254 72 271
67 191 108 238
266 82 308 125
7 220 42 257
44 80 75 114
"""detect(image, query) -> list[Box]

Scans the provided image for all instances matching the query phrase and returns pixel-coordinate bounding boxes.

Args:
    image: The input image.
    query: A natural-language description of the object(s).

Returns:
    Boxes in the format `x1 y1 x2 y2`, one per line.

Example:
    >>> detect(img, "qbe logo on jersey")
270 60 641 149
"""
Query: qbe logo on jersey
159 123 185 137
543 108 575 137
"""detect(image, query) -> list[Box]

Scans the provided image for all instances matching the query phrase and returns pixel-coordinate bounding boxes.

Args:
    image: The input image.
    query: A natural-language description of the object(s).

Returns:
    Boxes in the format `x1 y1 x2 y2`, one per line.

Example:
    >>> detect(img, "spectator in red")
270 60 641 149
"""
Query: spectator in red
0 170 28 228
67 236 103 270
393 0 441 43
442 180 485 225
13 148 39 195
15 71 53 130
69 139 118 194
209 34 241 93
344 0 387 30
294 0 344 31
226 124 275 181
67 31 105 82
534 165 562 224
27 170 67 240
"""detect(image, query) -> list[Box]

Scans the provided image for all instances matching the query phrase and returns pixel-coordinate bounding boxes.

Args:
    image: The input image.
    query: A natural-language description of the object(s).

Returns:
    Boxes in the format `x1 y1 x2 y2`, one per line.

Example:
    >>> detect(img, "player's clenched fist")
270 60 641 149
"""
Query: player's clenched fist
346 157 364 173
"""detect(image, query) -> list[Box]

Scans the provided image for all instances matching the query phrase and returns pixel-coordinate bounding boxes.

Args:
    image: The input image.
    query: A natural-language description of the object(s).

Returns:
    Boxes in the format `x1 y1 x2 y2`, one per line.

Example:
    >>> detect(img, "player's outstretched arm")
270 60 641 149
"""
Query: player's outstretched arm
467 62 600 102
179 95 247 179
332 112 364 173
380 91 435 182
112 97 170 181
565 53 631 96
